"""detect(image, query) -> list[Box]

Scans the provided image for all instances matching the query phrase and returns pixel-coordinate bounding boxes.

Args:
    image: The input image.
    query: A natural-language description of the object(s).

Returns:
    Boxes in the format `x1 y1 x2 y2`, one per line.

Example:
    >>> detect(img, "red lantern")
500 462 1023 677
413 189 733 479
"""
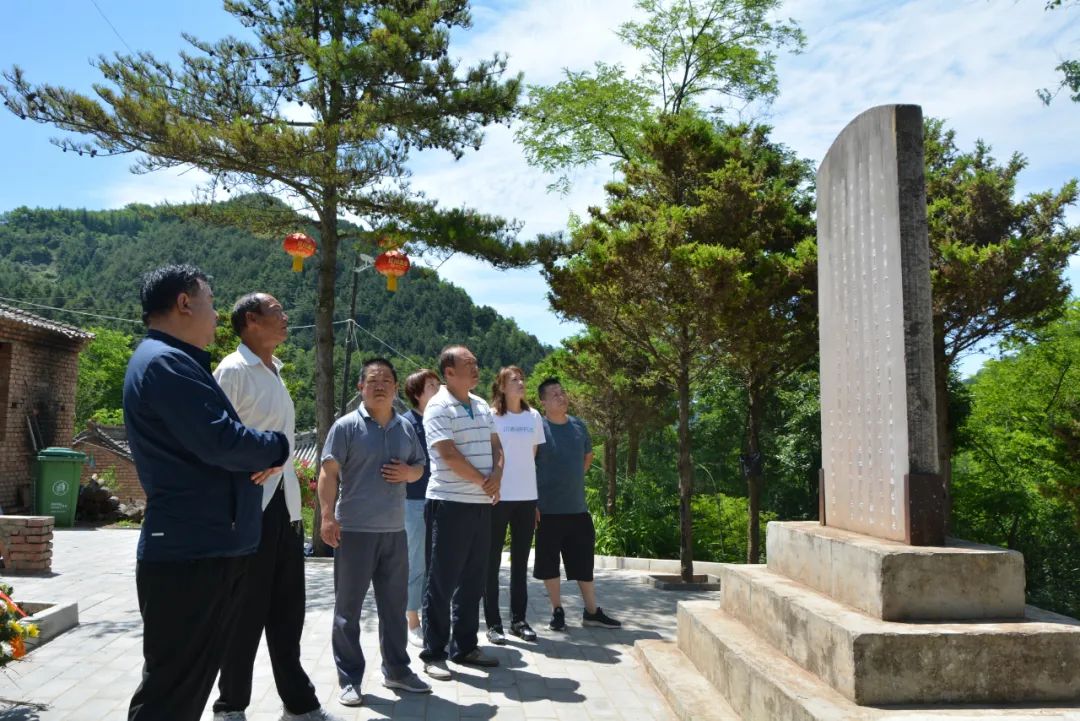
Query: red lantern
283 232 317 272
374 249 410 291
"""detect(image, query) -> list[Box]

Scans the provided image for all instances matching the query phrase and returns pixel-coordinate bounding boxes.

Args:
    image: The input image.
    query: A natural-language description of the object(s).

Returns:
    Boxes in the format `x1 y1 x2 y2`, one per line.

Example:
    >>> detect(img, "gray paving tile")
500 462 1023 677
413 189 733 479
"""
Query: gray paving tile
0 528 711 720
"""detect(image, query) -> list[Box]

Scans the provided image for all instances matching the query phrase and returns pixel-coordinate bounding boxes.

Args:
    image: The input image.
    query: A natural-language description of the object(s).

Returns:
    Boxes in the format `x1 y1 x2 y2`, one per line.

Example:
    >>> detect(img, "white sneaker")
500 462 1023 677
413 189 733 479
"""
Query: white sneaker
338 684 363 707
408 625 424 648
423 659 452 681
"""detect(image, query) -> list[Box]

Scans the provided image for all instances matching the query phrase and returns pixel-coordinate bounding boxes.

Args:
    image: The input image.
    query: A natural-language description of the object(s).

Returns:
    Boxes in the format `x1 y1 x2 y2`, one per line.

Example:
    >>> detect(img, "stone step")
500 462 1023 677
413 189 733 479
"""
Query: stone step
714 565 1080 706
675 601 1080 720
766 521 1025 621
635 639 741 721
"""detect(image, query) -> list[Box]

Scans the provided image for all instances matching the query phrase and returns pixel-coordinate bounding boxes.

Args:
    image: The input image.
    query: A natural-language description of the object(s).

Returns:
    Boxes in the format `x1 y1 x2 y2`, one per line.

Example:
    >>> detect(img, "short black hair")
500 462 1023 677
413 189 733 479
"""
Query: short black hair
438 345 467 378
230 292 265 337
139 264 208 324
537 377 561 400
360 357 398 384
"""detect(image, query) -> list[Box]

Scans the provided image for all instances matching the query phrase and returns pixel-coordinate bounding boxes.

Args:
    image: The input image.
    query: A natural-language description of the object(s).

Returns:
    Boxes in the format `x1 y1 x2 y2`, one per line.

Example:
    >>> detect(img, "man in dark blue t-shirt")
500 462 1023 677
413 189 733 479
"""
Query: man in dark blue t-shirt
534 378 621 632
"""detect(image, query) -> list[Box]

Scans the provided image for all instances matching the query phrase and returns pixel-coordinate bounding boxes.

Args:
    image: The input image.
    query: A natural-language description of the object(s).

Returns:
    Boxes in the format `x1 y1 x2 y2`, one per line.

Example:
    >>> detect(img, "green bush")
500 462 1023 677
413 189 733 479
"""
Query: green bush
587 470 772 564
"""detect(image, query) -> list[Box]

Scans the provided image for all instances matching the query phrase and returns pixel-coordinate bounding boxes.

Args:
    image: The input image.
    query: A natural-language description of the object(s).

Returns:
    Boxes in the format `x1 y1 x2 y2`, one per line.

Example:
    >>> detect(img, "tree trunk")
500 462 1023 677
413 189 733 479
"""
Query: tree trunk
626 423 640 478
312 14 342 558
604 436 618 517
933 314 953 533
311 203 339 558
676 357 694 582
745 384 764 564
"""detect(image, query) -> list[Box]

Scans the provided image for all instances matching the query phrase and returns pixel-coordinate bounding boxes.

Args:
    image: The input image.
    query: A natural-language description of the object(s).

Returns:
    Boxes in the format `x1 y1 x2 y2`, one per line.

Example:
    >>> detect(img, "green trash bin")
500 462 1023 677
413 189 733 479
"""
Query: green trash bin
34 447 87 527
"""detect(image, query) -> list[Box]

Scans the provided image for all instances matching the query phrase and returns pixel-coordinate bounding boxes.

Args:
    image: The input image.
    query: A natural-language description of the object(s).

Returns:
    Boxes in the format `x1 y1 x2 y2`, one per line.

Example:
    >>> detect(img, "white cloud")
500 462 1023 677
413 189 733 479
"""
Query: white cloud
94 165 211 208
84 0 1080 359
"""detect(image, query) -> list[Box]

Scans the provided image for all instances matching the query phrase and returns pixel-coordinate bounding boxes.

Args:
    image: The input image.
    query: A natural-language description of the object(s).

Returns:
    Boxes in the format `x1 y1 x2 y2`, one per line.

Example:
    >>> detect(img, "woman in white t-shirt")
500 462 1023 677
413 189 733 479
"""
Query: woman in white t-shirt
483 365 545 644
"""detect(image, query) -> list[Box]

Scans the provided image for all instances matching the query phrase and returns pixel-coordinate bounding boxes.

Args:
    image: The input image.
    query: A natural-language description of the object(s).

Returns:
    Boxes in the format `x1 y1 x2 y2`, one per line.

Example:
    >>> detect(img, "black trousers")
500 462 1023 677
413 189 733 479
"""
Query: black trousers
483 499 537 628
420 499 491 662
213 487 318 715
128 555 248 721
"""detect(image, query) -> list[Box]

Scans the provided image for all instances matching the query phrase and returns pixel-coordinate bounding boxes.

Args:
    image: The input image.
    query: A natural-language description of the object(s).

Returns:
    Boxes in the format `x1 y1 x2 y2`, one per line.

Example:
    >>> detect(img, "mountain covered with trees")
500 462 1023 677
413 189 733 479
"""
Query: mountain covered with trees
0 201 550 429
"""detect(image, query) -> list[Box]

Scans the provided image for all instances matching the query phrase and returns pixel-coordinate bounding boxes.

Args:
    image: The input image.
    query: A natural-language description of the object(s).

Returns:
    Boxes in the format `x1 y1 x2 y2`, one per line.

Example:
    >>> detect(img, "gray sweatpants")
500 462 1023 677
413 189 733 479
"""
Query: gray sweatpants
331 530 411 687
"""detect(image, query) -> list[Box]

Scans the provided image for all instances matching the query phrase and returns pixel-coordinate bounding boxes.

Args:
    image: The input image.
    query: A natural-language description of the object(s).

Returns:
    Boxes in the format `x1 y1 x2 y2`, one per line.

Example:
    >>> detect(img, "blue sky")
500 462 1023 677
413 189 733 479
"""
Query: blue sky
1 0 1078 376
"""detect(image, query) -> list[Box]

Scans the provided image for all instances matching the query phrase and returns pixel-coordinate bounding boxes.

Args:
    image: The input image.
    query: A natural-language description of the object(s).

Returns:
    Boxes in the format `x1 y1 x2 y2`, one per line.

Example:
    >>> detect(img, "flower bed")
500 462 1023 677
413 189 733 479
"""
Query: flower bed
0 583 39 666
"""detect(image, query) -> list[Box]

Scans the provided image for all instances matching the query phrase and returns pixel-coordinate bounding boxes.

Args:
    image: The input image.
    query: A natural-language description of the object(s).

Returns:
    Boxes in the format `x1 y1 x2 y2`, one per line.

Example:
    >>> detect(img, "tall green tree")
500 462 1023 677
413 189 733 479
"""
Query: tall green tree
75 327 135 428
951 302 1080 616
515 0 804 192
1 0 546 552
924 118 1080 509
542 112 815 576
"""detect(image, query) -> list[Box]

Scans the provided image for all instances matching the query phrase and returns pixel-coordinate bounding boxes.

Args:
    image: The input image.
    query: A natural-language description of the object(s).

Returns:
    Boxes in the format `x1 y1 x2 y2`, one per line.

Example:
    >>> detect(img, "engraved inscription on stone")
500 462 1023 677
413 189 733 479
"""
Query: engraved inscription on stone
817 105 938 542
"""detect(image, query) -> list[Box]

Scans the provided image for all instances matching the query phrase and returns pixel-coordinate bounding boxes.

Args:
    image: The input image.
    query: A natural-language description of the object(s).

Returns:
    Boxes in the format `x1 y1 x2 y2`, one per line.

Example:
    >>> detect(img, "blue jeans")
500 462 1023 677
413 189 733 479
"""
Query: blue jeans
404 498 427 613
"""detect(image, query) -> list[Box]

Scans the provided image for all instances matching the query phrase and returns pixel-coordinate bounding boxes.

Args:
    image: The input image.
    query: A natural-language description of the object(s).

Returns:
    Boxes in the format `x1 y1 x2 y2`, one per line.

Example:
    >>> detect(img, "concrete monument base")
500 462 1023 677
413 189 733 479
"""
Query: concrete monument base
636 522 1080 720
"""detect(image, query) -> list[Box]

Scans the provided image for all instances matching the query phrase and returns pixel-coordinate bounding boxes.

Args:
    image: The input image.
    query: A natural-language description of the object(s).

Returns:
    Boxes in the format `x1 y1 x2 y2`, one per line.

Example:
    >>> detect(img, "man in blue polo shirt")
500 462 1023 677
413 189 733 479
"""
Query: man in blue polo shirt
123 265 290 721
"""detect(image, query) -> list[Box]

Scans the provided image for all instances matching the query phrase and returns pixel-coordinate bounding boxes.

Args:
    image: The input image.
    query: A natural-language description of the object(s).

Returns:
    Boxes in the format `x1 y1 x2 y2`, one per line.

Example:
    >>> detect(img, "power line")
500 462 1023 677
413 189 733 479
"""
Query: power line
346 318 421 369
0 295 143 325
0 296 353 331
89 0 134 53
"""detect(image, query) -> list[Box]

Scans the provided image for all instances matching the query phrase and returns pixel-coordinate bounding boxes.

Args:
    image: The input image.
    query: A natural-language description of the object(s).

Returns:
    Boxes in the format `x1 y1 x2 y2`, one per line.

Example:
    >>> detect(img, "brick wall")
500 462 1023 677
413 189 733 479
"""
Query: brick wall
0 515 55 573
0 319 86 513
73 442 144 503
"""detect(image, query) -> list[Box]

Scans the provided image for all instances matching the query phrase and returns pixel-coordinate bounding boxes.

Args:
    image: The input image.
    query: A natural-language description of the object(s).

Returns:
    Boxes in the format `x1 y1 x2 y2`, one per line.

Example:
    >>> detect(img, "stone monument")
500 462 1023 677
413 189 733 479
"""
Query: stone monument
636 105 1080 720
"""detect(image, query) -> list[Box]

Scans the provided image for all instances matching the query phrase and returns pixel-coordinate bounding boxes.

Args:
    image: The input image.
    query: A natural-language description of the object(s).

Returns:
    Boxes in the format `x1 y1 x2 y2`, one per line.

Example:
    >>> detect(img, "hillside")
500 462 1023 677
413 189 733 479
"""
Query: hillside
0 202 550 428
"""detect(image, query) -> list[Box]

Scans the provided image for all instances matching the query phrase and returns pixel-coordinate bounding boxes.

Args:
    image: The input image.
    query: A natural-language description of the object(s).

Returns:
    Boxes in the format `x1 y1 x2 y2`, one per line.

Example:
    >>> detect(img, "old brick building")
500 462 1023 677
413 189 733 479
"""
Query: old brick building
72 422 144 503
0 303 93 513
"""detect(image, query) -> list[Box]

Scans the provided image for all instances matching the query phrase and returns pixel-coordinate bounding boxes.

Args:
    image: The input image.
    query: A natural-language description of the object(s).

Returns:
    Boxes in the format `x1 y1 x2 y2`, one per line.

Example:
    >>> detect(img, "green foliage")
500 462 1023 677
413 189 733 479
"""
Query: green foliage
587 468 772 563
516 0 805 191
75 327 135 429
0 203 549 429
543 112 816 569
926 118 1080 366
951 304 1080 617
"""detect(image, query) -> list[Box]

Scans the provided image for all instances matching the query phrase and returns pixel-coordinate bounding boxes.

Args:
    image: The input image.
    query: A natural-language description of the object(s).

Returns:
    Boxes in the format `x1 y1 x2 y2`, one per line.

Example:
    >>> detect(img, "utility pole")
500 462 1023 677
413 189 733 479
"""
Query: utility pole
338 253 374 416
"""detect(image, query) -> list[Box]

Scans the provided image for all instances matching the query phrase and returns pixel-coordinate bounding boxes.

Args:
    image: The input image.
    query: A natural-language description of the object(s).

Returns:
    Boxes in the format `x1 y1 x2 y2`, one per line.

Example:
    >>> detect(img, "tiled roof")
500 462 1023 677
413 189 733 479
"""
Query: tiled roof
73 423 132 462
0 302 95 342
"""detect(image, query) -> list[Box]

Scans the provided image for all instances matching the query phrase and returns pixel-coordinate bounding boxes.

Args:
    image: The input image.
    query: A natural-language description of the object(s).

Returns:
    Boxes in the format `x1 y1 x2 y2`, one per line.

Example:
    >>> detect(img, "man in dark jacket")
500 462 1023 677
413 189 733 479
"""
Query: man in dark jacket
124 265 290 721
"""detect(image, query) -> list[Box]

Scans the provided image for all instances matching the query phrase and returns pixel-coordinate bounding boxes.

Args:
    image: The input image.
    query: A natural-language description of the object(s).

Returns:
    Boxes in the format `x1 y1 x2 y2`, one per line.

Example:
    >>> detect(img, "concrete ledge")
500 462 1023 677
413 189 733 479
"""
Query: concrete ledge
651 574 722 591
717 565 1080 705
19 600 79 648
766 521 1026 620
676 601 1080 720
634 639 740 721
595 554 728 577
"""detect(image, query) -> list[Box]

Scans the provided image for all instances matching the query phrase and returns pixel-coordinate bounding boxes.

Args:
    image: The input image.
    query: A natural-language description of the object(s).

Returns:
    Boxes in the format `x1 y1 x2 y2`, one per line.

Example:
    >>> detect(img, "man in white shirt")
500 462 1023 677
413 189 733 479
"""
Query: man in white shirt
212 293 339 721
420 345 504 681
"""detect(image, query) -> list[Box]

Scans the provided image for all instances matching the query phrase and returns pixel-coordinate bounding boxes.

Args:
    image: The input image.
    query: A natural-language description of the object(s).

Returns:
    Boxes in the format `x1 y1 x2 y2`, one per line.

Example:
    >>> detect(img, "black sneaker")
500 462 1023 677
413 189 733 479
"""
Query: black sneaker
582 607 621 628
486 625 506 645
509 620 537 642
548 606 566 631
453 647 499 667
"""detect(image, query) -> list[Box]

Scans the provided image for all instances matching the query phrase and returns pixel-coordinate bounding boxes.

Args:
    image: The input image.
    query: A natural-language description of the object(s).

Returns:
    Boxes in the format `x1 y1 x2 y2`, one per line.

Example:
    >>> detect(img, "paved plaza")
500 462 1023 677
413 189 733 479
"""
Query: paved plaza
0 528 714 721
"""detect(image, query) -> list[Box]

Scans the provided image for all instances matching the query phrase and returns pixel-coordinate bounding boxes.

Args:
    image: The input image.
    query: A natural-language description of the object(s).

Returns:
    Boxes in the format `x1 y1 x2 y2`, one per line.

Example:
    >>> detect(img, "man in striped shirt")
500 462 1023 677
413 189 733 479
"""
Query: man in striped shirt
420 345 504 680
